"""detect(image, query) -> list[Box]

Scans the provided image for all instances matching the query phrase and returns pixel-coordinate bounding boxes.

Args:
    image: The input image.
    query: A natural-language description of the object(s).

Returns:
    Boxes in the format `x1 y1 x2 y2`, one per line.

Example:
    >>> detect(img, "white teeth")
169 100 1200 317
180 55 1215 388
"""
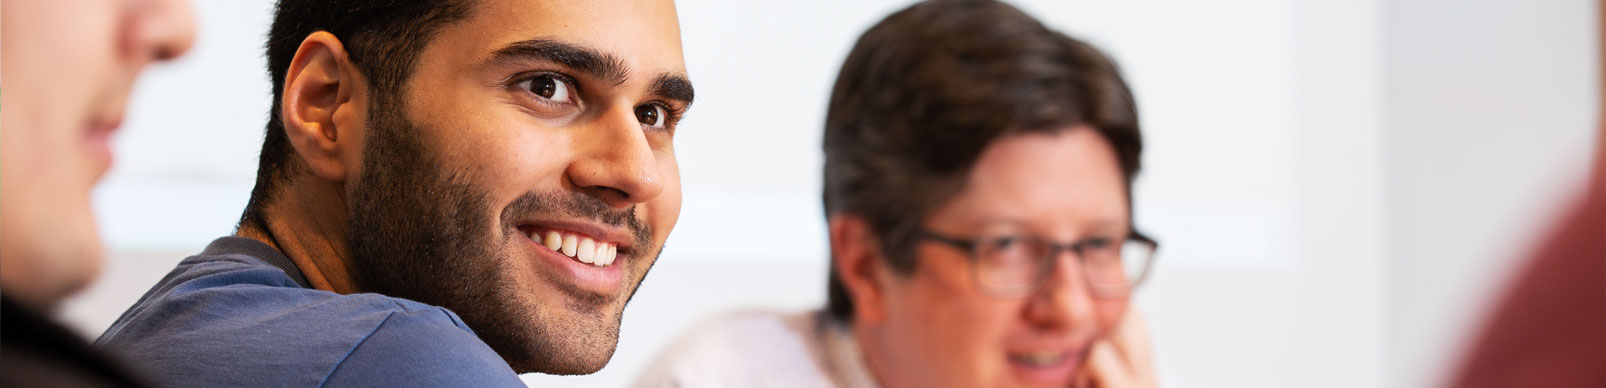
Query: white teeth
1015 352 1064 367
543 231 562 251
531 230 619 267
577 238 596 264
561 234 578 257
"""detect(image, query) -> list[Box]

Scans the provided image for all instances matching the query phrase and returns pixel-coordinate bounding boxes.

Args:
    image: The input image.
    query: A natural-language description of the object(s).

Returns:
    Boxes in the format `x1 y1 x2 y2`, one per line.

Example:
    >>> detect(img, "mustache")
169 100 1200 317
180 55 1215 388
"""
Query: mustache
499 190 651 250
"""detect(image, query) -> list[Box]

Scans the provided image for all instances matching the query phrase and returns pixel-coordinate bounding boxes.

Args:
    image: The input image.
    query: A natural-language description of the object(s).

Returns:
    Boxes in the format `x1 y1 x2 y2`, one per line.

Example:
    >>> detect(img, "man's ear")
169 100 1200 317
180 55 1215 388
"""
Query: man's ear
830 214 890 326
280 31 366 183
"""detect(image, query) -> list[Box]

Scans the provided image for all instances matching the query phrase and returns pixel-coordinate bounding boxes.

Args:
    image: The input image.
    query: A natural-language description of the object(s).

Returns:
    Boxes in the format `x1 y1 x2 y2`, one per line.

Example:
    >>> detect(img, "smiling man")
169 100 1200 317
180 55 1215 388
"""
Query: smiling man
94 0 692 386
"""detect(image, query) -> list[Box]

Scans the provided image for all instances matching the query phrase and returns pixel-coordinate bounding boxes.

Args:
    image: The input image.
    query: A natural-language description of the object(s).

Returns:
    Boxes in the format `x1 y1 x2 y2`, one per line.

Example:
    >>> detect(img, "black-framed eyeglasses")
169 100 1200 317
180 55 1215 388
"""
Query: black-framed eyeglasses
914 227 1158 299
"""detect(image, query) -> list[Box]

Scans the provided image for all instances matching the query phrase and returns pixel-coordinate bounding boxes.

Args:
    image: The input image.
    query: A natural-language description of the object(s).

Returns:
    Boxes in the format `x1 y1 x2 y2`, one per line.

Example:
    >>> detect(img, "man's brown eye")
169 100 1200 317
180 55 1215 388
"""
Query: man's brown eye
635 104 666 128
533 77 555 98
520 74 571 103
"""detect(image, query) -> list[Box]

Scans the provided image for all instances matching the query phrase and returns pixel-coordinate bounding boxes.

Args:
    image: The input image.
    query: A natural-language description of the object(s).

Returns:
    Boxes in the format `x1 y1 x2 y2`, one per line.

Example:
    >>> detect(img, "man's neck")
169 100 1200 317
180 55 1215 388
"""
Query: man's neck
235 182 359 294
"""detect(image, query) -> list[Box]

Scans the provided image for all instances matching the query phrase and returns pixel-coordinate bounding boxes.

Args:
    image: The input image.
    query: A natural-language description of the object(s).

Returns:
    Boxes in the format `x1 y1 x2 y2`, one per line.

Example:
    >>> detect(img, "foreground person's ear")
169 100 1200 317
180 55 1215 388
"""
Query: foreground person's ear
281 31 365 183
830 214 889 325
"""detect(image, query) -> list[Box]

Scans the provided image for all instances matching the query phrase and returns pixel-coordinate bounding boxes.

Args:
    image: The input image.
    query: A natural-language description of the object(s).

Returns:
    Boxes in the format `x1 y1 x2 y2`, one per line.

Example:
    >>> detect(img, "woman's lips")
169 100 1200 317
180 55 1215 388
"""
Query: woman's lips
1006 348 1085 385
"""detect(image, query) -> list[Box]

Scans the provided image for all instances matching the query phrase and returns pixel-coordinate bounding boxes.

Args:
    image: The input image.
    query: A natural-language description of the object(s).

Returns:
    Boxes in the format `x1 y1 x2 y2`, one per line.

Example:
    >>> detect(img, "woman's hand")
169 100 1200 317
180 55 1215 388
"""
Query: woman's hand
1074 309 1158 388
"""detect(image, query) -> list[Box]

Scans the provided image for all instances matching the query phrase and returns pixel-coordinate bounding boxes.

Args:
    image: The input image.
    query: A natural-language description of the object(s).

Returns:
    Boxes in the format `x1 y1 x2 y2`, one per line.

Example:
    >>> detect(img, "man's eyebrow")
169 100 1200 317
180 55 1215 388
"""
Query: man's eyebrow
649 73 695 106
488 39 628 86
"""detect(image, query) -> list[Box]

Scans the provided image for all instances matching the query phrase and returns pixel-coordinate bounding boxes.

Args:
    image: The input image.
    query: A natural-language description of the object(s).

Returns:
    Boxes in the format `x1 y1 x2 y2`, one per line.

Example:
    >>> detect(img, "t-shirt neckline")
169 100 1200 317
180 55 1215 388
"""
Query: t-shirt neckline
201 236 312 289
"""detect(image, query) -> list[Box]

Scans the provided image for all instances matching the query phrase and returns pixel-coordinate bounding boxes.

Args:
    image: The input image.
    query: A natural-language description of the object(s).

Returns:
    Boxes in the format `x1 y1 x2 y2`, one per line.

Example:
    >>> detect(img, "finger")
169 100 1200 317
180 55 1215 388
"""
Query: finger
1111 309 1154 374
1082 338 1136 388
1073 370 1093 388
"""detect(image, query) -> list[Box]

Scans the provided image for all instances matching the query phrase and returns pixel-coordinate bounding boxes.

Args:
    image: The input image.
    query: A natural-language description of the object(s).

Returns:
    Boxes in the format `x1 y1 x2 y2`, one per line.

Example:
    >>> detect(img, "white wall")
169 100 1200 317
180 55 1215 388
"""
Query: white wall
1383 0 1601 387
56 1 1599 387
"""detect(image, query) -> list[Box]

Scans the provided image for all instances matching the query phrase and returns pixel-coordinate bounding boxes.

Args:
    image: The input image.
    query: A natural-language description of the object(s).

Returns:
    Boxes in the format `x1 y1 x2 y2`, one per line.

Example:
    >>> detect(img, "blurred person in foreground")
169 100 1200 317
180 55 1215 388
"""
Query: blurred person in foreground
1446 1 1605 386
636 1 1157 387
92 0 694 386
0 0 196 386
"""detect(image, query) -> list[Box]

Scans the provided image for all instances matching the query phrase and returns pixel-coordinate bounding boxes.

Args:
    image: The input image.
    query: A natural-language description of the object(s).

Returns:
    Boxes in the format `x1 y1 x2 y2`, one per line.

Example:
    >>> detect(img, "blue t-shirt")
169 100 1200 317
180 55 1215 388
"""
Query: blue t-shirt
95 237 525 387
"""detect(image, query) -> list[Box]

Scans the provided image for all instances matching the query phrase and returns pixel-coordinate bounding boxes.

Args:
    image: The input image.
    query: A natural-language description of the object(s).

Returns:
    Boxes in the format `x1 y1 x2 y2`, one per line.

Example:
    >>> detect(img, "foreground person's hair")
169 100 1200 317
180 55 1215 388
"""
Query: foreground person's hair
822 0 1145 321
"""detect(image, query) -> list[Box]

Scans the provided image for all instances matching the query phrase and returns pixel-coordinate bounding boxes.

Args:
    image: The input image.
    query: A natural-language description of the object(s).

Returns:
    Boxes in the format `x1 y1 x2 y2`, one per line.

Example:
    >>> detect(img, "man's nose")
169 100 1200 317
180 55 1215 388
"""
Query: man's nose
566 104 667 207
128 0 196 63
1023 250 1100 328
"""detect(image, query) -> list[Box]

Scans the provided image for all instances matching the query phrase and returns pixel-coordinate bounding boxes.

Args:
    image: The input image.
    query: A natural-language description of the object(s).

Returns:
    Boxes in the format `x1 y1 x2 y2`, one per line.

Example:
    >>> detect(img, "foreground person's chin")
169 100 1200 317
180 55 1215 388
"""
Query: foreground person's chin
53 228 107 308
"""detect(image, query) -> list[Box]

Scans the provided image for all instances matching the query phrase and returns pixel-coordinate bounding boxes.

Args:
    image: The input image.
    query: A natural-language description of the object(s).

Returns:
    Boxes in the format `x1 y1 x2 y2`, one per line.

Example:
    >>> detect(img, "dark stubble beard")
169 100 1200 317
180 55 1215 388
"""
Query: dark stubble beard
343 96 658 374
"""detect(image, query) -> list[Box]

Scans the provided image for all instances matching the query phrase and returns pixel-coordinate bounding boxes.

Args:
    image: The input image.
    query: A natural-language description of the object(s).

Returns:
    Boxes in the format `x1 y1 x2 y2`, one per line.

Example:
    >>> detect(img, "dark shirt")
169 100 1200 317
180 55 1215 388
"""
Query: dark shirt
1 295 148 388
94 237 525 387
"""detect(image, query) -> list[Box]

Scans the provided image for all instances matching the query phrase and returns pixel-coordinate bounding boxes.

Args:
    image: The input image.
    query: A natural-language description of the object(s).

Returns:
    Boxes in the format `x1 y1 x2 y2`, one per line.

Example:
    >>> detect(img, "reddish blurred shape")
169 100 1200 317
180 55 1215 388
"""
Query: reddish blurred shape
1448 31 1606 384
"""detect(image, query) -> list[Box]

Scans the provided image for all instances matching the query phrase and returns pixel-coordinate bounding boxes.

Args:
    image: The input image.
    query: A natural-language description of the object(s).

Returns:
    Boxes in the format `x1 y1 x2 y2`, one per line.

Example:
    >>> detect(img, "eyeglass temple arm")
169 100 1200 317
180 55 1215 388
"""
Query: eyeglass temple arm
1131 230 1158 249
912 229 977 250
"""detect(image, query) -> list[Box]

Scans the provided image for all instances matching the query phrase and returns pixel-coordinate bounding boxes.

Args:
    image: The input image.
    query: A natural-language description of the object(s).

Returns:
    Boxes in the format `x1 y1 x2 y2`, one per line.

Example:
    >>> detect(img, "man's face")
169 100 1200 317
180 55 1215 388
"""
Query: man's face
343 0 689 375
0 0 193 310
870 128 1130 388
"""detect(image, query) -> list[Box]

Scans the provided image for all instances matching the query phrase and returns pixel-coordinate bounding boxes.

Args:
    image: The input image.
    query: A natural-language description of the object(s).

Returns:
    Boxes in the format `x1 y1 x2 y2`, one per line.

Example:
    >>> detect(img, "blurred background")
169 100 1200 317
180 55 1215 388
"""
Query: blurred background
58 0 1600 387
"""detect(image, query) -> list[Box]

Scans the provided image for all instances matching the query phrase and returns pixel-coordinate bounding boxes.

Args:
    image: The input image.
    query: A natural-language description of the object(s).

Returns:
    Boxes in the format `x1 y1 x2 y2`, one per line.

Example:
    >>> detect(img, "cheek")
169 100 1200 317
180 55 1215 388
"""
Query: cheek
465 118 574 195
647 153 681 241
929 301 1020 387
0 134 105 300
945 297 1023 379
1096 298 1130 331
890 251 1020 384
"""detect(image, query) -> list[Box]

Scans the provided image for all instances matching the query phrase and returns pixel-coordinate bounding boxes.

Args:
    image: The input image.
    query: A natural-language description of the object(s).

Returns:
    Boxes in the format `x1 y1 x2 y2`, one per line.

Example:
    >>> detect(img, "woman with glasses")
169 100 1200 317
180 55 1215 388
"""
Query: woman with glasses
638 1 1157 387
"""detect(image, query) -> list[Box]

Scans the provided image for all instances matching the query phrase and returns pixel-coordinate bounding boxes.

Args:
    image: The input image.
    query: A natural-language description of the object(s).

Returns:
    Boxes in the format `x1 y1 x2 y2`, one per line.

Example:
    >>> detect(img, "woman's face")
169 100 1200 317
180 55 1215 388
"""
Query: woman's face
865 127 1132 388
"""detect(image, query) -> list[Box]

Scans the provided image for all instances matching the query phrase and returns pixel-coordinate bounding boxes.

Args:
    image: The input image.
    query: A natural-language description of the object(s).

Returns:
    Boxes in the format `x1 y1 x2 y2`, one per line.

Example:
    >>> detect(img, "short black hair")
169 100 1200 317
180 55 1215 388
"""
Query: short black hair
240 0 474 227
822 0 1144 322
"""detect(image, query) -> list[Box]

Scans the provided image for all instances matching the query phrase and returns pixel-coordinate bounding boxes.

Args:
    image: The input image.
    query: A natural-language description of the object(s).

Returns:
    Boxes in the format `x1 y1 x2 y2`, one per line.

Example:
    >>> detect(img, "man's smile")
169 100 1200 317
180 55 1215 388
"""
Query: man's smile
516 221 636 296
527 227 619 267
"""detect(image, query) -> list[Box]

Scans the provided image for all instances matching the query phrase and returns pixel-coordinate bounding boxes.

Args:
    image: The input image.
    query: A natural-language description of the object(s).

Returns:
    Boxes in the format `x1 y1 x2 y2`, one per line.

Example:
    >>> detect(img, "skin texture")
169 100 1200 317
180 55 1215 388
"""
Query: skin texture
0 0 194 312
835 127 1153 388
242 0 688 374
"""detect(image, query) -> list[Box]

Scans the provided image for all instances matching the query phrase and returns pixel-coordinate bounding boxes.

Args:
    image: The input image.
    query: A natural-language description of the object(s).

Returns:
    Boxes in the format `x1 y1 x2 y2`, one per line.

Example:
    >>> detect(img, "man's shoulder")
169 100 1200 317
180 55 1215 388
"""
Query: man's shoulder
634 309 839 387
320 305 524 387
97 238 455 345
95 238 521 387
102 291 518 387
